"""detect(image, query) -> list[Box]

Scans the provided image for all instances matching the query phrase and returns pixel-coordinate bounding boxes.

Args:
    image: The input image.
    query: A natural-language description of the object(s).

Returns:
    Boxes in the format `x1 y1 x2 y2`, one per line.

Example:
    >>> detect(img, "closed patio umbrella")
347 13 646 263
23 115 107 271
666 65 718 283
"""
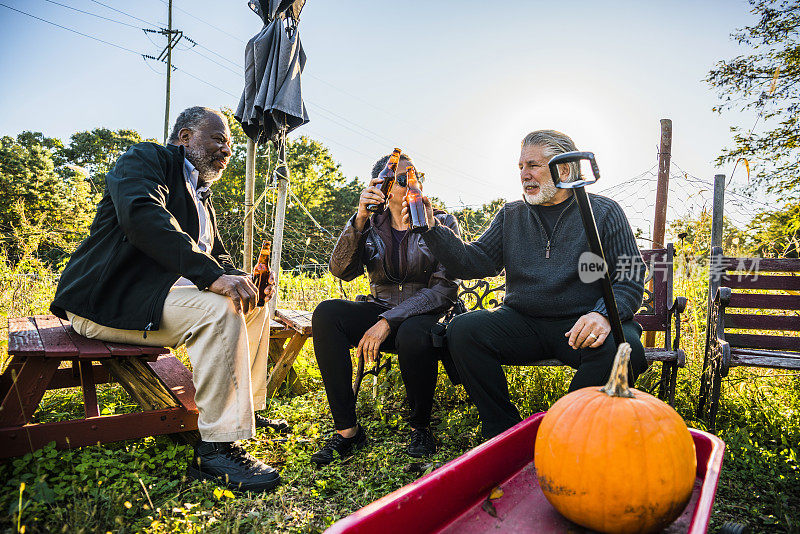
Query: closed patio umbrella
235 0 308 144
234 0 309 320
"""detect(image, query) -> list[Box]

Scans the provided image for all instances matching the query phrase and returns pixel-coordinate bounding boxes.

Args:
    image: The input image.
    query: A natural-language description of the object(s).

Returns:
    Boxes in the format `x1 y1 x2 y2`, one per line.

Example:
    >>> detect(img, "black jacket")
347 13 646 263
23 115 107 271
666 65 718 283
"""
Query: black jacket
51 143 243 332
329 209 460 326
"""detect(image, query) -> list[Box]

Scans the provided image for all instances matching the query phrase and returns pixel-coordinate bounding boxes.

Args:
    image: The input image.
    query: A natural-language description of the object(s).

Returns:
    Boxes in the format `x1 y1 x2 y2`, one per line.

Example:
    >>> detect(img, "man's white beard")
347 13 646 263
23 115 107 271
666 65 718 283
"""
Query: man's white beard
523 178 558 205
185 144 223 186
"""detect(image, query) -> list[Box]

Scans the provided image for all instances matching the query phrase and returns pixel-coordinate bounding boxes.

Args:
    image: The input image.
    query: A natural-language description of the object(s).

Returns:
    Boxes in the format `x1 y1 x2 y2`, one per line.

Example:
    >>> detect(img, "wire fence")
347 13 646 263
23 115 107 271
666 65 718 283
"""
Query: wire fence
215 159 776 278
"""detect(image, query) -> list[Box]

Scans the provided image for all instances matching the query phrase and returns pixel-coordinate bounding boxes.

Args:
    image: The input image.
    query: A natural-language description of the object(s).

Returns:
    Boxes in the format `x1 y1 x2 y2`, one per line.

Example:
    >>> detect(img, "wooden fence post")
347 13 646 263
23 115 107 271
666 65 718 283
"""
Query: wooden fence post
645 119 672 348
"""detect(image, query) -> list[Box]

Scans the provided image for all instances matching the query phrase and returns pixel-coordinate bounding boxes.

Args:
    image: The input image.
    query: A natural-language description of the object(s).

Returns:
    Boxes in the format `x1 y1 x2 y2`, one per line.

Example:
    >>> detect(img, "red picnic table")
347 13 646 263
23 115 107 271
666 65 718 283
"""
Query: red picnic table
0 309 312 459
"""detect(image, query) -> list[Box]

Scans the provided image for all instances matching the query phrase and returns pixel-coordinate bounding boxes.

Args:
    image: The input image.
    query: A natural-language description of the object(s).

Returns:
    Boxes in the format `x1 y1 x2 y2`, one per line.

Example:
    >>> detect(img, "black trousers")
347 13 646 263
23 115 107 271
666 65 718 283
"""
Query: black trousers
312 299 446 430
446 305 647 439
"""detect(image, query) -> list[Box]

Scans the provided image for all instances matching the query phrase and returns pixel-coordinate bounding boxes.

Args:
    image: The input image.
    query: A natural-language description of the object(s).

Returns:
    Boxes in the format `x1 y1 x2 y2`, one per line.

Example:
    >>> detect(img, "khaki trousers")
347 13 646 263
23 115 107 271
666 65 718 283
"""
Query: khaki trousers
68 285 271 442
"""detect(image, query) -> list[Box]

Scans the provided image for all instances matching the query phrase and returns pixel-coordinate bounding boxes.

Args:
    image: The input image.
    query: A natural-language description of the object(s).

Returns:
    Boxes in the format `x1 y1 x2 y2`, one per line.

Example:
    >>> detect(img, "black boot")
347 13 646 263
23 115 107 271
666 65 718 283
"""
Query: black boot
310 425 367 466
406 427 436 458
187 440 280 492
255 413 291 433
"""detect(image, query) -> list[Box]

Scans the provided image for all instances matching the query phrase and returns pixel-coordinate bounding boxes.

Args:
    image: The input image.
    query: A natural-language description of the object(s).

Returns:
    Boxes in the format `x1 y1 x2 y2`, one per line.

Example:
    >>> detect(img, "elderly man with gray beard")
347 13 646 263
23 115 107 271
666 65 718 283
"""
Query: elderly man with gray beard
402 130 647 440
51 106 283 492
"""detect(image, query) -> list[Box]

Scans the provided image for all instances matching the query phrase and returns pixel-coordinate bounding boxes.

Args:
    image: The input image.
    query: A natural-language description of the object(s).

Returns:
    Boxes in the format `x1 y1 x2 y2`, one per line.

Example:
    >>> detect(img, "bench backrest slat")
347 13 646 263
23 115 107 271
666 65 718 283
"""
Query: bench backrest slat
724 314 800 332
636 315 666 332
33 315 79 358
718 255 800 355
722 257 800 272
721 274 800 291
8 317 45 356
726 333 800 352
728 293 800 311
638 247 671 332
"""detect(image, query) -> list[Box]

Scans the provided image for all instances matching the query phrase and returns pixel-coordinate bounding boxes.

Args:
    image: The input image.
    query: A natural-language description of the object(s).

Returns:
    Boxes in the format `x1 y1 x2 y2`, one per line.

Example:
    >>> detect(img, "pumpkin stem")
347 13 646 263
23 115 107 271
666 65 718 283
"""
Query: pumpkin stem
600 343 635 398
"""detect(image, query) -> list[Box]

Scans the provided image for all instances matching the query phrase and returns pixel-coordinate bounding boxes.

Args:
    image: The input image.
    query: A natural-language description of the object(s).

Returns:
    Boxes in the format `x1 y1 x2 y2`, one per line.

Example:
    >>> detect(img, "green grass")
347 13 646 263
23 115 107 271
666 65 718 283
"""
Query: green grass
2 268 800 533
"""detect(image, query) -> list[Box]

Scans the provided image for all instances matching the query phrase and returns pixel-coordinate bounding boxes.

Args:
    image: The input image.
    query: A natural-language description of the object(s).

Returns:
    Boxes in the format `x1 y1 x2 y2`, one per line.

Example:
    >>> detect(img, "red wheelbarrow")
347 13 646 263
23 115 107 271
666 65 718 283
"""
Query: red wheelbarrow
326 412 726 534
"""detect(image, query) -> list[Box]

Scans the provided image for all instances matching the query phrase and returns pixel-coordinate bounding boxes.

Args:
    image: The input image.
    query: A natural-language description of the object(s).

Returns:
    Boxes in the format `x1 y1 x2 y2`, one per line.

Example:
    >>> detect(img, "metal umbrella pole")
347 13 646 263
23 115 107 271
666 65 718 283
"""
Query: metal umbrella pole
548 151 625 347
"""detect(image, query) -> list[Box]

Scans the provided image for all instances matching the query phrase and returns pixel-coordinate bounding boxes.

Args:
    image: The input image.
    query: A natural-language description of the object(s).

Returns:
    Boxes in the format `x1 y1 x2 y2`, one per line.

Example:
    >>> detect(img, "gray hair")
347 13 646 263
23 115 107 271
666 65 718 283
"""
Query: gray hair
168 106 226 144
521 130 580 182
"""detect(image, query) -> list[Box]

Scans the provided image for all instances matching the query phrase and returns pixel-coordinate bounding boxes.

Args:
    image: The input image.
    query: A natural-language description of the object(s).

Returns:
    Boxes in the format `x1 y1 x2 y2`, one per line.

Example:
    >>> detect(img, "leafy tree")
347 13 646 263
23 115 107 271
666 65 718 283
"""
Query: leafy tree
59 128 154 193
450 198 506 240
0 134 98 263
747 201 800 257
668 209 752 269
214 110 362 270
706 0 800 195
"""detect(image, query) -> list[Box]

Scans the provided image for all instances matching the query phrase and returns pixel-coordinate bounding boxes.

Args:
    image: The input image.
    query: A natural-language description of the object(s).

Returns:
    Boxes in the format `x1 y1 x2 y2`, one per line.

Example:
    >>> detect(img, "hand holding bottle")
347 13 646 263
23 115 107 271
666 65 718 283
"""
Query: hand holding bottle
355 177 391 230
401 195 435 231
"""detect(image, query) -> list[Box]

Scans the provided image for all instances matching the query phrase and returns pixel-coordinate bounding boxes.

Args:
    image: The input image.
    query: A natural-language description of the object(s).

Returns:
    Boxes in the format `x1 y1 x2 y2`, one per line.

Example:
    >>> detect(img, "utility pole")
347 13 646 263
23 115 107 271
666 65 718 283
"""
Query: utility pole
144 1 183 144
163 0 173 144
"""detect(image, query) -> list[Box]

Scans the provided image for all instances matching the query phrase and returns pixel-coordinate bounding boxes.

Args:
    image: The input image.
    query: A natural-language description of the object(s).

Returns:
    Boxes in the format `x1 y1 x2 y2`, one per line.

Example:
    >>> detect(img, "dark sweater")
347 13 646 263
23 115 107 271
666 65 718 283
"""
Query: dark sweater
422 194 645 321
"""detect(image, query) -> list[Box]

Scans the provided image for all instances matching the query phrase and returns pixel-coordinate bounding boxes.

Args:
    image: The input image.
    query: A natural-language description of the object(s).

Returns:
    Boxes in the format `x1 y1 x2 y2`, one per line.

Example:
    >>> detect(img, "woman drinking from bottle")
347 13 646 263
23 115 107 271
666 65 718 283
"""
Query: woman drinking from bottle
311 151 461 465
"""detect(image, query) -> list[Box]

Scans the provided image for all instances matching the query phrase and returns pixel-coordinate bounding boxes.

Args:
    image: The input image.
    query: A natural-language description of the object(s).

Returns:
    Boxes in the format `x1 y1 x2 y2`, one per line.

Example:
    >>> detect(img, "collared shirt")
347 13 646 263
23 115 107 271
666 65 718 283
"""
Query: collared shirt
174 158 213 287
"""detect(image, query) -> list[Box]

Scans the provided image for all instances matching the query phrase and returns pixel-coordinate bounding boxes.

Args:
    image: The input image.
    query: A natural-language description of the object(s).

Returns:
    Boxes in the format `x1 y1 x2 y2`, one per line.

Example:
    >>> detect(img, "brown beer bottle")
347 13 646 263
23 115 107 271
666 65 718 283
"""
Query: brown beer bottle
366 147 402 214
252 240 272 307
406 166 429 234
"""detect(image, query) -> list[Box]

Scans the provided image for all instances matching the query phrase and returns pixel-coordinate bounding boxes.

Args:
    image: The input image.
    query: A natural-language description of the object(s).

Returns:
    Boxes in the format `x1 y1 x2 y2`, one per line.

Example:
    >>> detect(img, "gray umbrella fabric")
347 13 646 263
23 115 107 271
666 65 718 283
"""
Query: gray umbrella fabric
235 0 308 143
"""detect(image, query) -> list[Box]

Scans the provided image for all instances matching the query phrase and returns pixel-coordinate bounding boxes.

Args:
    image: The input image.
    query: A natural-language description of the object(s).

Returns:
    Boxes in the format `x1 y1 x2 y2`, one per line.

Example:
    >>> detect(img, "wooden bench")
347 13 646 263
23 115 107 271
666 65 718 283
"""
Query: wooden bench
266 309 313 397
0 309 313 459
353 245 687 404
697 246 800 431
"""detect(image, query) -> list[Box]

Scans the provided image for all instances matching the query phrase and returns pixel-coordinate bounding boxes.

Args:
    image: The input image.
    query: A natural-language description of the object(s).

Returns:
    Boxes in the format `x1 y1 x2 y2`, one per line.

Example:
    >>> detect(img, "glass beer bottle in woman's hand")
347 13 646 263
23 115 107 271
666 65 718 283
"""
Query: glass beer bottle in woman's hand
405 166 429 233
366 147 402 214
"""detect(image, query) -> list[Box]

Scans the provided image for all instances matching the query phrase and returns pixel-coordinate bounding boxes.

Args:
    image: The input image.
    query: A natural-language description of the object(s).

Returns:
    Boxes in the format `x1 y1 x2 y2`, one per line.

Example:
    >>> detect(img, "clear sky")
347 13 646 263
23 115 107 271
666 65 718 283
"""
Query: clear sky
0 0 758 213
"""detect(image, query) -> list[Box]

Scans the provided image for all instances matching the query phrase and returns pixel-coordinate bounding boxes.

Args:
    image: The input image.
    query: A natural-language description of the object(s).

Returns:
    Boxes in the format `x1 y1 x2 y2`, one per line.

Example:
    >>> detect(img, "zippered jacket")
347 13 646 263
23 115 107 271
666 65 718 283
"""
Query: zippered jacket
421 195 645 321
51 143 244 332
329 208 460 326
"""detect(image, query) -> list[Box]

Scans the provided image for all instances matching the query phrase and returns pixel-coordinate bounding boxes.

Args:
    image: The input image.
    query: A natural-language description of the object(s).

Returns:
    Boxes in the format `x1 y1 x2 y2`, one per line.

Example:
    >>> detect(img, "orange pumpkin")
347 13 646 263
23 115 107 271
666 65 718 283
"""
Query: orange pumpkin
534 343 696 534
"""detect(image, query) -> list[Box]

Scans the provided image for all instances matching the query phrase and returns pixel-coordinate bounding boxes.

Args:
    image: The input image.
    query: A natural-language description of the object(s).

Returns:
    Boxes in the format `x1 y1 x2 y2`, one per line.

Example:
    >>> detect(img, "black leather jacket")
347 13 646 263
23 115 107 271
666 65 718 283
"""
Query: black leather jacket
329 208 460 326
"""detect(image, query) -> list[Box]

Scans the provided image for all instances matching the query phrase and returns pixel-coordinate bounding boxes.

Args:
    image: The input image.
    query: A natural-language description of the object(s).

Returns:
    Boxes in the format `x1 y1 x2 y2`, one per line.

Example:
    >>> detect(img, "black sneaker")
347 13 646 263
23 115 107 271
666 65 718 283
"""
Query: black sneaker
187 440 280 492
255 413 291 433
406 427 436 458
310 426 367 466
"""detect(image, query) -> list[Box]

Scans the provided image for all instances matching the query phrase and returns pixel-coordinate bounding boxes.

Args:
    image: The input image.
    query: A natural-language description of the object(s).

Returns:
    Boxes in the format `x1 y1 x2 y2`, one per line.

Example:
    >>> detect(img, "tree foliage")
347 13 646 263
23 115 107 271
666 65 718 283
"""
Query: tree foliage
60 128 155 193
706 0 800 195
450 198 506 240
0 134 98 263
747 201 800 256
211 110 363 270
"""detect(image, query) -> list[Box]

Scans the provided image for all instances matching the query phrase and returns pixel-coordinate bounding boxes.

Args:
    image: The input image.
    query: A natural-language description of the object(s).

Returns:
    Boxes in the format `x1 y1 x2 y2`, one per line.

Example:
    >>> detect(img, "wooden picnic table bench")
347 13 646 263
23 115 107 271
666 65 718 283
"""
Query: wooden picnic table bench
353 245 687 405
0 308 312 459
698 246 800 431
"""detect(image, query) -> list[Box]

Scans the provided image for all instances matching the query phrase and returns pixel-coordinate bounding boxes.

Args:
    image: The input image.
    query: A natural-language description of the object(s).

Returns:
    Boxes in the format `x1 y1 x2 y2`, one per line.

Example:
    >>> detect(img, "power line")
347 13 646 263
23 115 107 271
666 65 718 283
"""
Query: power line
184 46 241 76
88 0 158 27
305 99 494 188
161 0 244 43
0 3 142 55
172 64 240 99
156 0 495 163
39 0 144 29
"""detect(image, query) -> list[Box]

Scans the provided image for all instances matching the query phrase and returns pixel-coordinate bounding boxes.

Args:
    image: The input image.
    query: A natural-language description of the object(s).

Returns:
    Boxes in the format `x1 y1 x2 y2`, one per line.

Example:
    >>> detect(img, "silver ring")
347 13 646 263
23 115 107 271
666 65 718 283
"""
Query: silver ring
588 333 598 339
